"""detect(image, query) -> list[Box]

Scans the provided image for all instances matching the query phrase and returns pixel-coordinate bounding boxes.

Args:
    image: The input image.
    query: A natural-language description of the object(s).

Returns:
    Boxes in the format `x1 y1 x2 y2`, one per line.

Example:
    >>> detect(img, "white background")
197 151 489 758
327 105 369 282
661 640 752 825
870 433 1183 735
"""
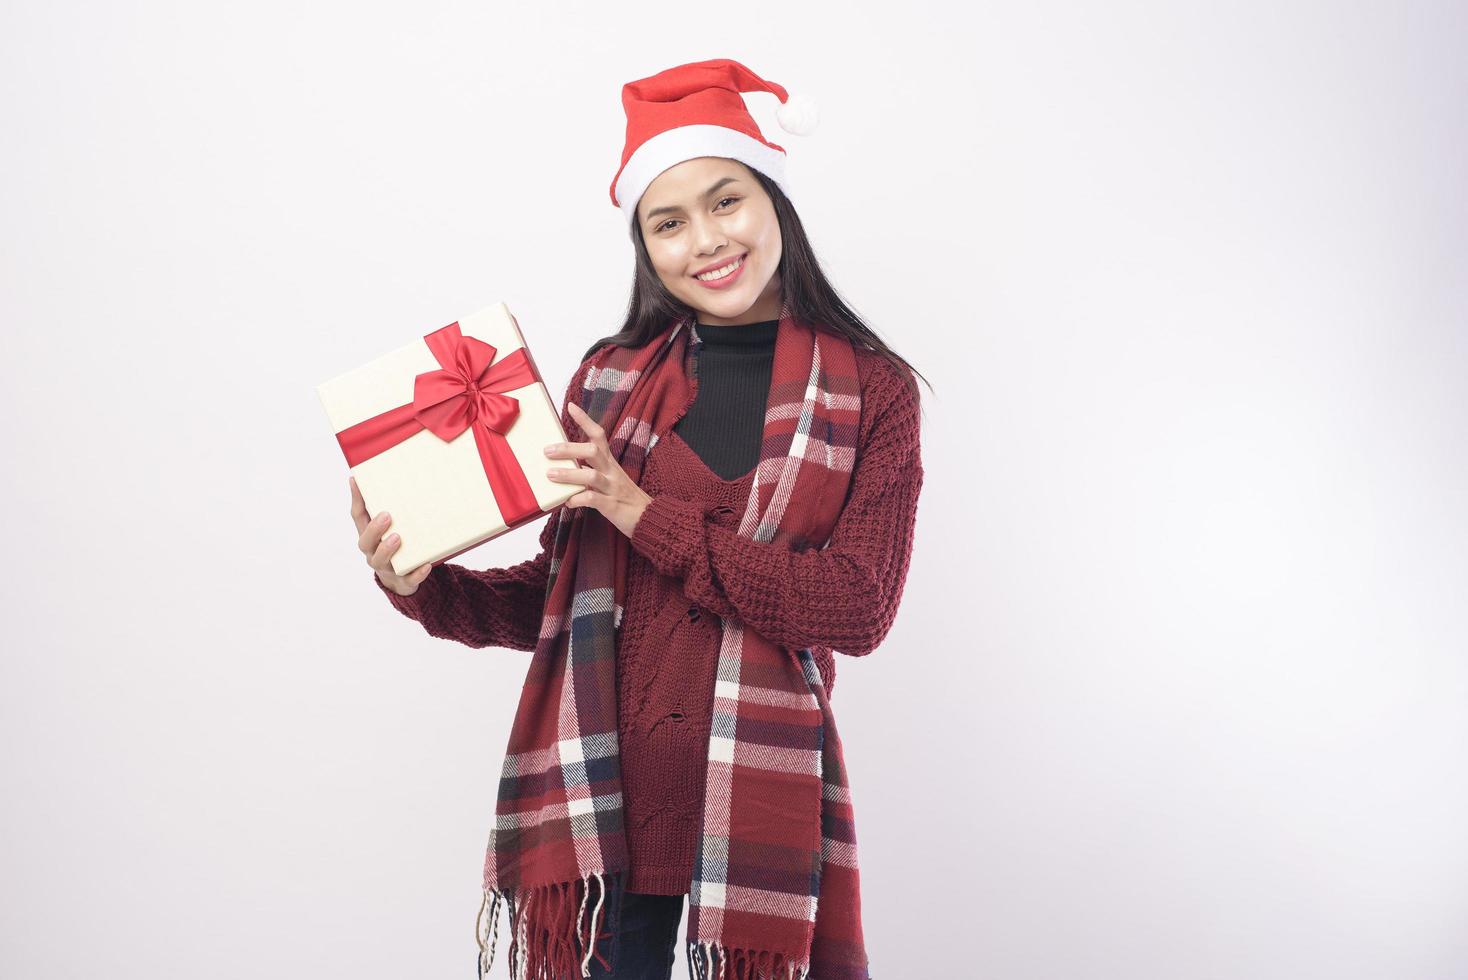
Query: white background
3 1 1466 977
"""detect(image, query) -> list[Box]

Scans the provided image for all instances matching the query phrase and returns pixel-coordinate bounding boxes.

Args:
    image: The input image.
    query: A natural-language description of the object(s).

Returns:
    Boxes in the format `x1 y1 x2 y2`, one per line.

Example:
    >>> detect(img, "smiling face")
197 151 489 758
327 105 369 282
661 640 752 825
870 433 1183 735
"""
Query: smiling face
635 157 784 326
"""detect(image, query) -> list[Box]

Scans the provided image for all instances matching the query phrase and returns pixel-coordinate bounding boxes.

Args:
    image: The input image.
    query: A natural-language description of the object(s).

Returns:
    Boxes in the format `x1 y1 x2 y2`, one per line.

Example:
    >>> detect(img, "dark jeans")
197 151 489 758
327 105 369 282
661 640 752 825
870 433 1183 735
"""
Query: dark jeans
586 890 715 980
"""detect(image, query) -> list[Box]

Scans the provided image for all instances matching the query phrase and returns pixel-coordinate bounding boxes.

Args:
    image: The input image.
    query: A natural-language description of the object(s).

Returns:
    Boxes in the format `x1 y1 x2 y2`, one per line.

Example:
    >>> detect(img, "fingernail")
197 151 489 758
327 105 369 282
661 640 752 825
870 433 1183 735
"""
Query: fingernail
387 533 398 544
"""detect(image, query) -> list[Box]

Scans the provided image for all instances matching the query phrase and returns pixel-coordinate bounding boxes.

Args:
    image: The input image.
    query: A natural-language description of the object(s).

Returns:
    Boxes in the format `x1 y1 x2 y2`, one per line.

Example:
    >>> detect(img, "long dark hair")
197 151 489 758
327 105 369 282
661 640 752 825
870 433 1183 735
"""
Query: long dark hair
581 165 933 396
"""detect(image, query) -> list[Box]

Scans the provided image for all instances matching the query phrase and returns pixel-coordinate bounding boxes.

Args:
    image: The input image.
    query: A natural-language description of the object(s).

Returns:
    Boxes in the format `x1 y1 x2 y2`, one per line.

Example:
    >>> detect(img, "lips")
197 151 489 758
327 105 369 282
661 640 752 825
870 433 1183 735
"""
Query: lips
692 252 747 280
691 252 748 291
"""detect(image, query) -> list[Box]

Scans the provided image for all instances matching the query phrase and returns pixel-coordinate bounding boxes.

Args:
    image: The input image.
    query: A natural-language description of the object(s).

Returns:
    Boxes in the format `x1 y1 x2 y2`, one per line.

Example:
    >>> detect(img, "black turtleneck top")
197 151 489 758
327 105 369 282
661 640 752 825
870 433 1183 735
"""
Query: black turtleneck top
671 318 779 480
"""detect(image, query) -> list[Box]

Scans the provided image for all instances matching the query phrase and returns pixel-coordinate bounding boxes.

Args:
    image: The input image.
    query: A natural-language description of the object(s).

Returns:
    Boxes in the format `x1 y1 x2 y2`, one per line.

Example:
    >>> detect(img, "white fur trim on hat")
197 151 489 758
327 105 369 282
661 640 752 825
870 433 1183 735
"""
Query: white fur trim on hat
615 124 794 227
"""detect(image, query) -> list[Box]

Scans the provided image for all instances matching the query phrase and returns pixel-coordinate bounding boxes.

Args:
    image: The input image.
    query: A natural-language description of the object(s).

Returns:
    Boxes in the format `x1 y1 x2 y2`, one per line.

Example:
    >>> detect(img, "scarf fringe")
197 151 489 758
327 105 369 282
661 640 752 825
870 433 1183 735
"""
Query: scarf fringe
686 939 811 980
477 871 618 979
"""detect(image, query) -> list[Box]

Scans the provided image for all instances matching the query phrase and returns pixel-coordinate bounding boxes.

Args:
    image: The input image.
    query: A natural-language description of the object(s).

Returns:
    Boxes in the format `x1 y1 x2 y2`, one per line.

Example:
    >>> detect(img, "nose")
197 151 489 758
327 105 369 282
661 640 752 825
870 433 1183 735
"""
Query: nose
692 216 727 257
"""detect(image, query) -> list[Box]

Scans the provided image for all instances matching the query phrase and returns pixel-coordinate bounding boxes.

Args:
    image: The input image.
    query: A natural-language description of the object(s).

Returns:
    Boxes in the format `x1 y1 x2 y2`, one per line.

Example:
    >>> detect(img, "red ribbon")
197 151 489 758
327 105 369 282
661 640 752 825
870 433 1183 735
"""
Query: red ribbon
335 321 543 529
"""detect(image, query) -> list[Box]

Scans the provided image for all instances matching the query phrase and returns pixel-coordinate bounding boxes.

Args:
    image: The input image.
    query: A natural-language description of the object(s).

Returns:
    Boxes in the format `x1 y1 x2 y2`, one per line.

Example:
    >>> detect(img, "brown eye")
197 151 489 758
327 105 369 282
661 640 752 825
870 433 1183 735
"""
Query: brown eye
656 197 737 233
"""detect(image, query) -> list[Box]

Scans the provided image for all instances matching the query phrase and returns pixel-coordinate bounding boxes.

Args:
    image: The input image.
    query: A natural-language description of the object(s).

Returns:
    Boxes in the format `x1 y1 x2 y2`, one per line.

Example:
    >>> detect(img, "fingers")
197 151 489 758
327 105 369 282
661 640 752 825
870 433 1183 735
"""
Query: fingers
359 509 392 558
351 479 426 587
350 476 369 534
565 402 606 444
543 441 596 462
546 464 602 493
369 523 401 572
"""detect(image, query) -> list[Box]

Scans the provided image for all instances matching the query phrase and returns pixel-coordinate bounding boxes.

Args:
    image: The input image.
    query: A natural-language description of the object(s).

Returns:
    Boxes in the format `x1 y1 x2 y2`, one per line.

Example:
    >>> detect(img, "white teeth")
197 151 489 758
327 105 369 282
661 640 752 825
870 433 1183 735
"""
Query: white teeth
695 254 744 281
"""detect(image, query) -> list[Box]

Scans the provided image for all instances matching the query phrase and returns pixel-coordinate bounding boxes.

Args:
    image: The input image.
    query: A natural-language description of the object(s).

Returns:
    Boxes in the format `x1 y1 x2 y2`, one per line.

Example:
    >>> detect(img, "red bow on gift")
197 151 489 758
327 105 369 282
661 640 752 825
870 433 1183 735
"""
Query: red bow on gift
335 321 543 529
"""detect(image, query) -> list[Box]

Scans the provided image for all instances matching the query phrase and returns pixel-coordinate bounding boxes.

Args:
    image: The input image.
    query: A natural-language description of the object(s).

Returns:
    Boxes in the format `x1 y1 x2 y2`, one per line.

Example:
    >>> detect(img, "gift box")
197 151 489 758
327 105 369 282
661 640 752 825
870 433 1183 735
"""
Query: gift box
316 302 581 577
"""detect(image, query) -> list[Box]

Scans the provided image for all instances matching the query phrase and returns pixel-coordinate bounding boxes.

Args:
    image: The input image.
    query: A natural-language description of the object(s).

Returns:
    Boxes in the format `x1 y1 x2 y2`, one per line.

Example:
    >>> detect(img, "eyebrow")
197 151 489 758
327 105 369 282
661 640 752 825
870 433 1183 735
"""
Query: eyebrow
642 177 742 224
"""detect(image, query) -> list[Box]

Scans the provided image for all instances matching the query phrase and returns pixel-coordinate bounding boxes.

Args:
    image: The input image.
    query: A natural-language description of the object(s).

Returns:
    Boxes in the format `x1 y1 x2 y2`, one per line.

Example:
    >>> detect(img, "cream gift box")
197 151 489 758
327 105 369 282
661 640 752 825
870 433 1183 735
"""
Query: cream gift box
316 302 582 577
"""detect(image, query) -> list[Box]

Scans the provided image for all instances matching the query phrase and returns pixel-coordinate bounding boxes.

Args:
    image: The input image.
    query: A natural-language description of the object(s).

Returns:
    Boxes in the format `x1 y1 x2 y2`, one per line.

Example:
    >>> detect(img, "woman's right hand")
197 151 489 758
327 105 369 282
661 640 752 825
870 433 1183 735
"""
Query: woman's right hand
351 476 434 596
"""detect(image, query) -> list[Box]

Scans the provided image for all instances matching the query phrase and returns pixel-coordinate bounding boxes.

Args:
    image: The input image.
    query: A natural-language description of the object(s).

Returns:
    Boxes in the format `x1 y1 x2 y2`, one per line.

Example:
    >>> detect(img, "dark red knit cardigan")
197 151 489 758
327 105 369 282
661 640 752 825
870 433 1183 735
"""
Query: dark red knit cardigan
375 343 924 895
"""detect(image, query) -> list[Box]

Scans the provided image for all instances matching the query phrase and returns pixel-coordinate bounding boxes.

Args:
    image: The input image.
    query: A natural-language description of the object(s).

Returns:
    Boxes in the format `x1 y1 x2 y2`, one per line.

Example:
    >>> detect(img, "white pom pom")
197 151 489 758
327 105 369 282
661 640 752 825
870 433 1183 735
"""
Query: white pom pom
775 92 820 136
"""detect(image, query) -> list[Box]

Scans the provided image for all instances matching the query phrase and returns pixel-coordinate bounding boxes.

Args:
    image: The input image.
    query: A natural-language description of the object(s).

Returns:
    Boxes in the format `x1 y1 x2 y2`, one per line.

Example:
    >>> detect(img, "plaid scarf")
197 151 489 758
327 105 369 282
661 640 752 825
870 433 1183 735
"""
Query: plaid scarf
475 302 870 980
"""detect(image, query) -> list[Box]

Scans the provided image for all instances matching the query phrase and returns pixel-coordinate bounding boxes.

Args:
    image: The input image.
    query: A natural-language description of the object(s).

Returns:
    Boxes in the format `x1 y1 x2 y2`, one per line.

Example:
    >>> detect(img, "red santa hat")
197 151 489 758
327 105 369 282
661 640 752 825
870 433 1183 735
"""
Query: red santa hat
609 58 819 226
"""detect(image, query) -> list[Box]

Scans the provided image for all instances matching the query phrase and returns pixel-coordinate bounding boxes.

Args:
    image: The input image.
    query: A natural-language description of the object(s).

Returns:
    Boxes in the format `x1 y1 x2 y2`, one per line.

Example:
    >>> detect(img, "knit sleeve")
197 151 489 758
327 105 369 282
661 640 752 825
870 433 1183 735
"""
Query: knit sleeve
372 512 557 650
628 358 924 657
371 355 598 651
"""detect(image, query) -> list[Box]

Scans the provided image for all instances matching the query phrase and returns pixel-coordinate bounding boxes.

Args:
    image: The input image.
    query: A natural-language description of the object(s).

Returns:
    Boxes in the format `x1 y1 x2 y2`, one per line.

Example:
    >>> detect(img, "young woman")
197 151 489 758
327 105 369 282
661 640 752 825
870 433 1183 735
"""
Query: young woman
350 59 928 980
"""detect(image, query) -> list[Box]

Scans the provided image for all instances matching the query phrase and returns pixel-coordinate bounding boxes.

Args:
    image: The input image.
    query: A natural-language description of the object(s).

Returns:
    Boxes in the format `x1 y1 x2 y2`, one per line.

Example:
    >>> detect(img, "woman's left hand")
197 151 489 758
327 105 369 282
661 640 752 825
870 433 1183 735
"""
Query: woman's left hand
544 401 652 539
